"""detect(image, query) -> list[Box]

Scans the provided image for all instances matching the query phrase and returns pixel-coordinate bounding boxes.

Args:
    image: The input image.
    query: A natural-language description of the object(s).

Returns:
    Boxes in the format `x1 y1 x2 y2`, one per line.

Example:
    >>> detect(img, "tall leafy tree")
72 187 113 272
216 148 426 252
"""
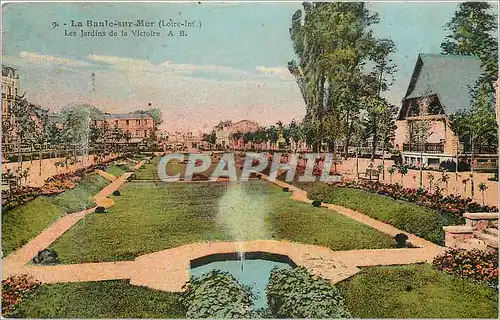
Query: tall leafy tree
288 2 392 155
450 80 498 196
441 2 498 81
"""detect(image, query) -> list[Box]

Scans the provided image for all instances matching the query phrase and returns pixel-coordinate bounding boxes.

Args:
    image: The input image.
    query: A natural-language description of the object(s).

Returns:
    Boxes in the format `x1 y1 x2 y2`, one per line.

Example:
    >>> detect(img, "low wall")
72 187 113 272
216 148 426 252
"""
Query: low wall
2 153 120 187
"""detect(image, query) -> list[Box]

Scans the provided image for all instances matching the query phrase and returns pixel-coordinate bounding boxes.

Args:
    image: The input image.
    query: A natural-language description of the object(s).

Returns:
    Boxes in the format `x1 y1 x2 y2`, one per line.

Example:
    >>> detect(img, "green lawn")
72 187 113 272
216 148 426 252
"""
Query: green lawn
52 174 109 214
307 184 462 245
50 180 395 263
2 197 63 256
1 174 109 256
132 157 161 180
11 280 184 318
338 264 498 318
105 164 126 177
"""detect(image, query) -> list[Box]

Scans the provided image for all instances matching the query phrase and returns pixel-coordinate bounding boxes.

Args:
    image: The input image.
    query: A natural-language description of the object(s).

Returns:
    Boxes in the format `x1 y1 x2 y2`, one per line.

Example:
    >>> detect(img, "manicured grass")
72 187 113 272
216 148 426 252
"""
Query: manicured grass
11 280 184 318
1 197 63 256
2 174 109 256
105 164 126 177
266 185 396 250
50 180 395 263
337 264 498 318
133 157 161 180
52 174 109 214
307 184 460 244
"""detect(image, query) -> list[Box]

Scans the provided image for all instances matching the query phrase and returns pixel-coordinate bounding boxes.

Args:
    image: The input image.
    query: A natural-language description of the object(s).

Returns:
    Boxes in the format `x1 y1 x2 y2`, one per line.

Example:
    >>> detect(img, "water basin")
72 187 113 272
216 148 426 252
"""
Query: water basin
189 252 296 309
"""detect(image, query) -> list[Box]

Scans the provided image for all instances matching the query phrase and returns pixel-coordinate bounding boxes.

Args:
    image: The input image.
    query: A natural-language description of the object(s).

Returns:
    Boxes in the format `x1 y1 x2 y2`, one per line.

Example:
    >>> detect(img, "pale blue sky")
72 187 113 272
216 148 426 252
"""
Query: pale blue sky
2 1 496 132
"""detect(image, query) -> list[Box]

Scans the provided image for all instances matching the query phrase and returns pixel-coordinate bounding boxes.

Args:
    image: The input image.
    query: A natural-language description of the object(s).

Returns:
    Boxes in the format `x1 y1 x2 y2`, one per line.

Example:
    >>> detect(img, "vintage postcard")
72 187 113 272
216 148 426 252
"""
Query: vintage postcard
1 1 499 318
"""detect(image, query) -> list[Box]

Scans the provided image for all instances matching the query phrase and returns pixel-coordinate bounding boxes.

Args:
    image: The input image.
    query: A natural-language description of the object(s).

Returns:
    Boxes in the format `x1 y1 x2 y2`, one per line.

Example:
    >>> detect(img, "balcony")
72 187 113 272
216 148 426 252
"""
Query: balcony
462 144 498 155
402 142 444 154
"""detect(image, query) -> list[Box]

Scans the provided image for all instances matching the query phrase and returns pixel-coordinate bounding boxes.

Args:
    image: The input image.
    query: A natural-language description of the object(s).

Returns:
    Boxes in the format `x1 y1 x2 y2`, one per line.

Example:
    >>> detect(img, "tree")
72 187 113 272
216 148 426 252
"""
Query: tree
139 105 164 128
388 166 396 184
288 119 305 152
10 95 38 170
202 130 216 147
362 96 397 162
478 182 488 205
441 2 498 81
450 80 497 197
288 3 384 153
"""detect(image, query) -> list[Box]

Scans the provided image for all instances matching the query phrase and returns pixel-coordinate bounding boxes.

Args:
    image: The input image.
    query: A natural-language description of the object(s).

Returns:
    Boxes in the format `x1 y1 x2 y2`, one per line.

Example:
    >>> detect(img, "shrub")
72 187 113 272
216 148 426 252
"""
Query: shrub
112 190 121 196
282 187 290 192
94 206 106 213
312 200 322 207
432 248 498 289
2 274 41 316
394 233 408 248
266 267 351 318
32 248 59 265
179 270 254 318
439 159 470 172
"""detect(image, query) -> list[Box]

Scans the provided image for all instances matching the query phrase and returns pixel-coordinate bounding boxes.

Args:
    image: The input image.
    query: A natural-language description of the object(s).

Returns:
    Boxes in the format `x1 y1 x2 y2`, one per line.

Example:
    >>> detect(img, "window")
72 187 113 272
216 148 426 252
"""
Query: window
136 119 140 125
126 120 129 125
144 120 147 125
144 130 148 137
115 120 118 126
136 130 139 136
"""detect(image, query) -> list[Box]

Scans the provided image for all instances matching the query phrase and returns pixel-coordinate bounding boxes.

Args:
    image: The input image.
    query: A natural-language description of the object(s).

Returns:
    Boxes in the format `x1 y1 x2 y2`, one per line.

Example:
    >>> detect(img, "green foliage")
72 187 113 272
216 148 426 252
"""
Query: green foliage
1 197 63 256
179 270 254 318
106 164 126 177
11 280 184 318
338 264 498 318
307 184 459 244
61 104 101 146
266 267 351 318
441 2 498 80
202 130 216 145
52 174 108 214
288 3 397 152
94 206 106 214
49 179 393 263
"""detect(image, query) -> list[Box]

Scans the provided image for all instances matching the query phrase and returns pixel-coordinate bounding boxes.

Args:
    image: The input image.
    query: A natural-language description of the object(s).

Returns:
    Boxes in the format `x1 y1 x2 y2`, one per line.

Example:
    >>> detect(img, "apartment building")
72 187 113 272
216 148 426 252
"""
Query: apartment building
93 112 155 142
214 119 260 149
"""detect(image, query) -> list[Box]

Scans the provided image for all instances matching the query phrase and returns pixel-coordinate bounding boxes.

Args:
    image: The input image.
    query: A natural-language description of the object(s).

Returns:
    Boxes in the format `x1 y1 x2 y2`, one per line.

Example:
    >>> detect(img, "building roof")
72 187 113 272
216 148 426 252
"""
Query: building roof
400 53 483 118
2 65 19 78
101 112 154 120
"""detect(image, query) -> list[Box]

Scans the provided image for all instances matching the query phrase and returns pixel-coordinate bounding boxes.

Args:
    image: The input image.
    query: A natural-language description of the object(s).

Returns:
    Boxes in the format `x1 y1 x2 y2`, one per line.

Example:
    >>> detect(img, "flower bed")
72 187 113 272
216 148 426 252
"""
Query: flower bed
1 157 121 211
432 248 498 289
1 274 41 317
336 181 497 218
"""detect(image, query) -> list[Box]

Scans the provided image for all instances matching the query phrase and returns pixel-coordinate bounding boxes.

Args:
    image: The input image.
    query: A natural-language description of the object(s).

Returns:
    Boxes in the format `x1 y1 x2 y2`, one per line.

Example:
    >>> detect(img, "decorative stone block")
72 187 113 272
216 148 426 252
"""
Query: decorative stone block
443 226 474 248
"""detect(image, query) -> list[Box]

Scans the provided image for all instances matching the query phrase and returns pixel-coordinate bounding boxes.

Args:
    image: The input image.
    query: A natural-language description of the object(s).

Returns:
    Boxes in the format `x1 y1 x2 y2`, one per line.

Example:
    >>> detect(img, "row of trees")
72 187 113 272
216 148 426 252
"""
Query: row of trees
2 96 163 166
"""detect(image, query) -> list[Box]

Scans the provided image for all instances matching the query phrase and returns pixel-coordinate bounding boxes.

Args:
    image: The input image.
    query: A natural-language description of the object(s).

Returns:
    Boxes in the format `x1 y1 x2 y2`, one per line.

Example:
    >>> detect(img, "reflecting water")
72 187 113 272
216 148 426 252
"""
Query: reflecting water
190 258 292 309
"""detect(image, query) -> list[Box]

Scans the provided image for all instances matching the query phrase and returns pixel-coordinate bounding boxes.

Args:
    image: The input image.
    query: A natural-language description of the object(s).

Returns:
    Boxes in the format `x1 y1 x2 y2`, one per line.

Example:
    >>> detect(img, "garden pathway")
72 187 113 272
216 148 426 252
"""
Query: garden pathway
261 174 442 249
95 169 117 182
2 160 147 279
4 162 446 290
13 240 443 291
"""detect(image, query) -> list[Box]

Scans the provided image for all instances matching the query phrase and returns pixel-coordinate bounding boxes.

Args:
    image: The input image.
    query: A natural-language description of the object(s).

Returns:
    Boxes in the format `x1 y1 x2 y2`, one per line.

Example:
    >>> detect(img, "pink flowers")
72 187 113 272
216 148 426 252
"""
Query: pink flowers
433 248 498 288
331 180 497 217
2 274 41 316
